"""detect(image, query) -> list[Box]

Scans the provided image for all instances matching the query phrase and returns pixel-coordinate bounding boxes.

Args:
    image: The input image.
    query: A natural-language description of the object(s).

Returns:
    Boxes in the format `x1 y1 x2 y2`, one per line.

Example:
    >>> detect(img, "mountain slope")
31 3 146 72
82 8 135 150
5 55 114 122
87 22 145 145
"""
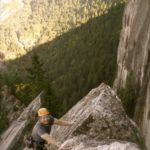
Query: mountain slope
0 0 125 60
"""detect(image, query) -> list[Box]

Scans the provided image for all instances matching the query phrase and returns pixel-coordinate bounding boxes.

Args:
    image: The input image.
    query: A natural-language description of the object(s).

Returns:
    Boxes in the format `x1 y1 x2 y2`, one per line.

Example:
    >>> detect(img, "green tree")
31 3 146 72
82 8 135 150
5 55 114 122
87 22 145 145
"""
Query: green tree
14 52 46 105
43 85 62 117
26 52 46 97
14 52 62 117
0 73 3 89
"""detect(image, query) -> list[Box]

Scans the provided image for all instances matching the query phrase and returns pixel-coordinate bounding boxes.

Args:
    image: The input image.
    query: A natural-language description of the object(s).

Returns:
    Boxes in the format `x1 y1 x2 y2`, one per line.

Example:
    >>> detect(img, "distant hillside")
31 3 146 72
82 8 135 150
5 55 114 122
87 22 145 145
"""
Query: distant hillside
0 0 125 60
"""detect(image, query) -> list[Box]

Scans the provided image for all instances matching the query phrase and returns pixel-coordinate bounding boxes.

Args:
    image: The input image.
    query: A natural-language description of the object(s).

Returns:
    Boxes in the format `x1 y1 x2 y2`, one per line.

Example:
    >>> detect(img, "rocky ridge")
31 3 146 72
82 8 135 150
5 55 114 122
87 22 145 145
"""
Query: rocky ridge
50 83 142 150
0 85 24 132
0 92 43 150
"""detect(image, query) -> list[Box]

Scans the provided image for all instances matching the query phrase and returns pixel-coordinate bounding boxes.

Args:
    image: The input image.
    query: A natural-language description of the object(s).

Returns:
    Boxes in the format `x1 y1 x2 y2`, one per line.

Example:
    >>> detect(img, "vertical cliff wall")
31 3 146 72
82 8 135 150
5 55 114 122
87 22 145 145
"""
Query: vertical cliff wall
114 0 150 149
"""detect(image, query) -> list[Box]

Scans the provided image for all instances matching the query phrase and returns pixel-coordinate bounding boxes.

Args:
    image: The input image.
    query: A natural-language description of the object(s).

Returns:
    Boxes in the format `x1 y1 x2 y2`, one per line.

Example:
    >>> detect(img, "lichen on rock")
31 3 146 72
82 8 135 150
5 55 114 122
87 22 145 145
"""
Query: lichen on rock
50 83 142 150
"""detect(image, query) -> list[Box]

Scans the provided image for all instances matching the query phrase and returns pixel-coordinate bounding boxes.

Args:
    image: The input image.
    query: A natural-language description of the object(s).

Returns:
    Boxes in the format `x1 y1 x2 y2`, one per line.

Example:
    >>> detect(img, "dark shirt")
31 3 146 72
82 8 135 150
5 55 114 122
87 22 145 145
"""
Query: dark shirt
32 115 55 143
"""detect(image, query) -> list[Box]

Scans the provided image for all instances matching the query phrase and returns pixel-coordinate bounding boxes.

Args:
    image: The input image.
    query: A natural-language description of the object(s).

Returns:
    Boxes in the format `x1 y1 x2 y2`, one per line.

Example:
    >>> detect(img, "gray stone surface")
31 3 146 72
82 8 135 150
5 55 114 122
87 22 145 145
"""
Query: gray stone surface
60 136 140 150
50 83 141 150
0 86 24 124
0 84 142 150
114 0 150 149
0 92 43 150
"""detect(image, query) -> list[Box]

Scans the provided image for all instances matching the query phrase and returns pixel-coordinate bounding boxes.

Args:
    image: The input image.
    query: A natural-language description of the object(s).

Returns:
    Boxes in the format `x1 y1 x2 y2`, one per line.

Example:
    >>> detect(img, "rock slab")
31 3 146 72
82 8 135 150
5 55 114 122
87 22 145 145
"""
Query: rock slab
51 83 142 150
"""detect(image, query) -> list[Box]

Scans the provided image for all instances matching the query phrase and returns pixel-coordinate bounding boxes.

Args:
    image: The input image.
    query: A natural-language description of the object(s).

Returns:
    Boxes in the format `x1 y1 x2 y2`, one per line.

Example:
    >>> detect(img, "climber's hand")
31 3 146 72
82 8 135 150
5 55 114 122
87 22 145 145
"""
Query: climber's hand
56 141 61 147
58 148 72 150
54 119 74 126
67 122 74 126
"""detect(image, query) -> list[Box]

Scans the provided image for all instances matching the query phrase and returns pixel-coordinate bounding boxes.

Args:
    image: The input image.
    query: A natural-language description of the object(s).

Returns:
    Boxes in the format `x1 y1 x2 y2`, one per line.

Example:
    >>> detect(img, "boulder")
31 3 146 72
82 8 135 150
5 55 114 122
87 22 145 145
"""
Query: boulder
51 83 142 150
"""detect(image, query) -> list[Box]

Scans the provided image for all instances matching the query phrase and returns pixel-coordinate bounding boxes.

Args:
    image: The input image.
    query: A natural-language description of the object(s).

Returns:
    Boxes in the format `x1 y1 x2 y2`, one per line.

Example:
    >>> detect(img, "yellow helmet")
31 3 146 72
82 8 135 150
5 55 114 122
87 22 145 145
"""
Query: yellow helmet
38 108 49 117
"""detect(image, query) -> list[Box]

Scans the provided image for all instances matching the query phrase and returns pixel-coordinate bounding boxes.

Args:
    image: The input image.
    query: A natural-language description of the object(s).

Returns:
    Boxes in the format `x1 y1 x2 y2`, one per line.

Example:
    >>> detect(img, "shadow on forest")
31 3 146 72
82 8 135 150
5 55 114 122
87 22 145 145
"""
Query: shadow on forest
5 3 125 114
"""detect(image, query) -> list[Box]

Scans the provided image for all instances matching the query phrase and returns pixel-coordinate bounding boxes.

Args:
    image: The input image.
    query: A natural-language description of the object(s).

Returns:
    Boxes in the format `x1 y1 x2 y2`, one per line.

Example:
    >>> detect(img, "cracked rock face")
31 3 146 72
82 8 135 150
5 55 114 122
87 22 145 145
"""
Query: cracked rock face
0 86 24 124
114 0 150 149
0 92 43 150
51 83 142 150
61 137 140 150
0 84 142 150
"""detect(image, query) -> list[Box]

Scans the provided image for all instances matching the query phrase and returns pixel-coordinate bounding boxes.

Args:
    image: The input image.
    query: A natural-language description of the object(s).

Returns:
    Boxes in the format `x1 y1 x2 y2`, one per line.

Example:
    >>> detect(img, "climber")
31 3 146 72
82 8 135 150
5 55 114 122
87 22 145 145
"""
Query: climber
31 107 73 150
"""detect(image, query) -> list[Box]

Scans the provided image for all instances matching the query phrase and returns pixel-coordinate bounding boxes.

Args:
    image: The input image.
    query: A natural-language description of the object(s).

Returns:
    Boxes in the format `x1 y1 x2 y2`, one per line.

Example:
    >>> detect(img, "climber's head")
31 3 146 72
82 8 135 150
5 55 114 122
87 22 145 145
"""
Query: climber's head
38 108 50 125
38 108 49 117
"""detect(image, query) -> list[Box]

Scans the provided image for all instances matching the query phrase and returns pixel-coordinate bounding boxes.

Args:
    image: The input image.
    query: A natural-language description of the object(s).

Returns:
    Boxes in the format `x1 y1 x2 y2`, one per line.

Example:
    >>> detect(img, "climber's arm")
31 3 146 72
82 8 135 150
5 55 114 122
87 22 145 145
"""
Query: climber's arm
41 133 61 147
54 119 73 126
